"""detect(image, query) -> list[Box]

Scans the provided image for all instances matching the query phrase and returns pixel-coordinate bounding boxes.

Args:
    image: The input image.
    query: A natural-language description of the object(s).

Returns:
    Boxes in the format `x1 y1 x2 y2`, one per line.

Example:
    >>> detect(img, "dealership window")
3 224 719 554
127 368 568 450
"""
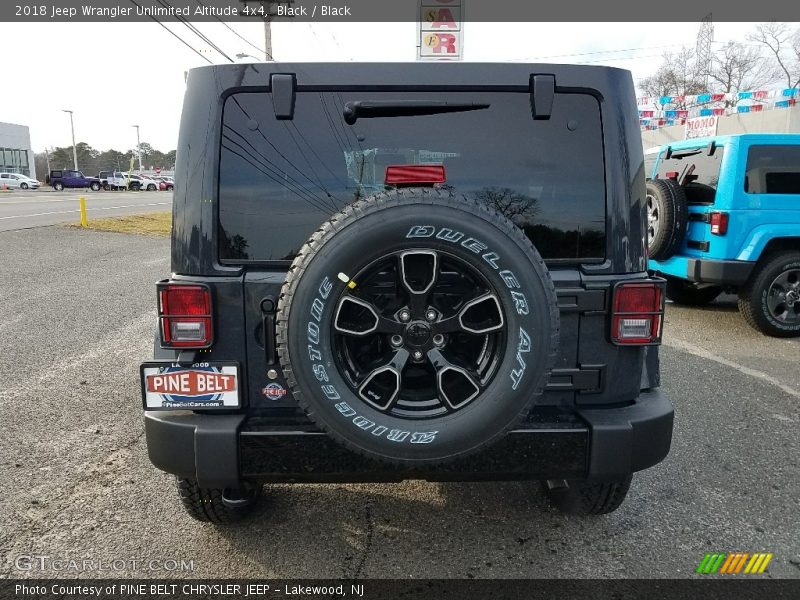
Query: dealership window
0 147 31 176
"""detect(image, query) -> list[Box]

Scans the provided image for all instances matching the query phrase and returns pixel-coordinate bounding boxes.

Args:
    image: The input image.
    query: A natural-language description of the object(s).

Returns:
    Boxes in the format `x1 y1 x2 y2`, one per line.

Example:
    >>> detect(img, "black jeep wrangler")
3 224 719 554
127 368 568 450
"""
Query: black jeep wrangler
141 63 673 523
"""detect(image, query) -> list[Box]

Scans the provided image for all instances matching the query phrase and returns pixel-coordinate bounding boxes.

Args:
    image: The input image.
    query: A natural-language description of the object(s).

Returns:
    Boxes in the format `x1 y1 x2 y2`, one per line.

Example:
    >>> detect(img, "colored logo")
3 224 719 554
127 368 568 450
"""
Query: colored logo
146 366 236 404
696 552 773 575
262 383 287 400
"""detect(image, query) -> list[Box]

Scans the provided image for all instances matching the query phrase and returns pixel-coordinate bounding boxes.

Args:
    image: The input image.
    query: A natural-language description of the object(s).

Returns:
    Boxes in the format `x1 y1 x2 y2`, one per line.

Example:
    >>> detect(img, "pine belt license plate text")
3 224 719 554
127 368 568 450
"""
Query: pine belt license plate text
141 362 240 410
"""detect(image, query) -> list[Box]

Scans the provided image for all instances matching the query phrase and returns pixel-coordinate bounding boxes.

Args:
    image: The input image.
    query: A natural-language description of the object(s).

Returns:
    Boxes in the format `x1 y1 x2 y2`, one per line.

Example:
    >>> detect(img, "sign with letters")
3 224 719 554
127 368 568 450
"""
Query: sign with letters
418 0 463 60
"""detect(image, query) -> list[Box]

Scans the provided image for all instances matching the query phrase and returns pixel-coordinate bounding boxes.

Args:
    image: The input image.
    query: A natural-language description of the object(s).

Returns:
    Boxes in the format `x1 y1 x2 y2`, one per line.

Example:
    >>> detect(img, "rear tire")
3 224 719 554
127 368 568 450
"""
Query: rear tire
542 475 633 515
90 182 101 191
646 179 688 260
54 182 64 191
175 477 261 524
665 277 722 306
738 252 800 337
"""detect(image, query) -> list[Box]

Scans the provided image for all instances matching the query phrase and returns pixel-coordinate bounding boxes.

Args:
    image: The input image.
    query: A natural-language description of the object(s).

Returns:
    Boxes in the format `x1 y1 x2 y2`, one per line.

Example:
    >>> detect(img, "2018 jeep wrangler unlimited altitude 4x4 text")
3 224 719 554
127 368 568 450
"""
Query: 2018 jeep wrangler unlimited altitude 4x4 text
140 63 673 523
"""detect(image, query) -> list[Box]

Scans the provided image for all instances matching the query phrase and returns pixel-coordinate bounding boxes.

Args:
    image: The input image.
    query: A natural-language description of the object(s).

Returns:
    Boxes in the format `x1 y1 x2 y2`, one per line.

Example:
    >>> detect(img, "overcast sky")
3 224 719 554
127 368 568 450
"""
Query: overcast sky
3 21 760 152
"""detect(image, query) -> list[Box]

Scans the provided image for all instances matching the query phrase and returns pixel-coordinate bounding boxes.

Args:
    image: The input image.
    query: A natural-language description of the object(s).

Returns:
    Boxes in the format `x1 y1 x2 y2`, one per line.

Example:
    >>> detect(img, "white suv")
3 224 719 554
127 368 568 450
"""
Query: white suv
108 172 160 191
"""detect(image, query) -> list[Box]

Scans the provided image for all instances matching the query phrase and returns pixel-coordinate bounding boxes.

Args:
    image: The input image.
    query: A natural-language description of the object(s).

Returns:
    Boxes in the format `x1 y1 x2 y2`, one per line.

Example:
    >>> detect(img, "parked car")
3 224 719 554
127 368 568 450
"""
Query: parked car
98 170 112 190
48 169 101 191
140 62 673 523
122 173 157 191
647 133 800 337
0 172 40 190
107 172 128 190
154 176 174 191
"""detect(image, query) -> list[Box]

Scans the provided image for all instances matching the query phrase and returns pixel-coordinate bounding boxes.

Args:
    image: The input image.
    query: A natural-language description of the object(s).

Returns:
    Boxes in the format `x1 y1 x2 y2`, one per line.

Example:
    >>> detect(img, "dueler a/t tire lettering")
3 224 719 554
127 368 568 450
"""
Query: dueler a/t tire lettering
276 189 559 466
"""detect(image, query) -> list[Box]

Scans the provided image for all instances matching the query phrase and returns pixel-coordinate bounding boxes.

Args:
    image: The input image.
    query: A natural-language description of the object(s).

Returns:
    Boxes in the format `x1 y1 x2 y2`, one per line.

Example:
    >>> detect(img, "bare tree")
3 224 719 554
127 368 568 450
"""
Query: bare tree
473 187 538 222
748 22 800 89
639 47 705 108
707 41 773 107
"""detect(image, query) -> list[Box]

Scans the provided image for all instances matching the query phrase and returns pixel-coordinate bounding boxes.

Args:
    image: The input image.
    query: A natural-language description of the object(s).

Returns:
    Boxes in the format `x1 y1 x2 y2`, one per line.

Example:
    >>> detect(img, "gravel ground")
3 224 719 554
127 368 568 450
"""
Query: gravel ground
0 227 798 579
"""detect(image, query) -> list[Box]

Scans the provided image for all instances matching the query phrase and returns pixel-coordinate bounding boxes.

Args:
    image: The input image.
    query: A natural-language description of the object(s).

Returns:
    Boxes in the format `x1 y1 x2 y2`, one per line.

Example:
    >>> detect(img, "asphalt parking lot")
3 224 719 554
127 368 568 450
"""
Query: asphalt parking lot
0 225 798 580
0 189 171 232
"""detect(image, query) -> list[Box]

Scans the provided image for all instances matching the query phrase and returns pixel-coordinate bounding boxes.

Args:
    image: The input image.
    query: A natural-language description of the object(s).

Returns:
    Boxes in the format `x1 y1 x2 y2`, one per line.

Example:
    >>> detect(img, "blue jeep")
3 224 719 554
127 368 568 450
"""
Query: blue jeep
646 133 800 337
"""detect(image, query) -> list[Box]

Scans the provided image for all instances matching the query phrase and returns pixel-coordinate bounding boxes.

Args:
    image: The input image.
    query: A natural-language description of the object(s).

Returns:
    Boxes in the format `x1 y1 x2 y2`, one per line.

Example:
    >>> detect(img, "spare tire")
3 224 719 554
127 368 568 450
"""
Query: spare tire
646 179 688 260
277 189 559 466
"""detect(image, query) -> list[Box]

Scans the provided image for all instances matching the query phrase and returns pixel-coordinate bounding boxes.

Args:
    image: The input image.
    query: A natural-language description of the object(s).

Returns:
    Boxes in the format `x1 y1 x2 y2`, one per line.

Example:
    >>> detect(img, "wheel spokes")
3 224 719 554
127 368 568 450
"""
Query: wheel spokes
399 250 439 295
357 349 409 410
427 348 481 410
334 295 404 336
434 292 504 334
767 287 787 318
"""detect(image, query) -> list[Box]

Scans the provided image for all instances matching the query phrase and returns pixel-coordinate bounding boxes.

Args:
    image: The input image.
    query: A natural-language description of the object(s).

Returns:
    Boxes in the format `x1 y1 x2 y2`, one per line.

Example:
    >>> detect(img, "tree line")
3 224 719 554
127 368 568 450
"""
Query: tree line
34 142 176 178
640 22 800 107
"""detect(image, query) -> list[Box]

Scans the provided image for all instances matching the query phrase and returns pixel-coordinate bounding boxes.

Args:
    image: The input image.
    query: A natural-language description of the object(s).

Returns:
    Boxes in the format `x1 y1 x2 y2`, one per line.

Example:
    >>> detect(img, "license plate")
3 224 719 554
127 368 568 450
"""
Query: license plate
140 361 240 410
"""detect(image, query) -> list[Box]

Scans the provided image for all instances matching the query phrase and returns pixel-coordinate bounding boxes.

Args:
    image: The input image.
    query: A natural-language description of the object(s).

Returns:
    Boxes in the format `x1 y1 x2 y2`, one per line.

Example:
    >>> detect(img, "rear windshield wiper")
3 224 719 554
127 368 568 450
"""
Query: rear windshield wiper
669 149 703 160
343 101 490 125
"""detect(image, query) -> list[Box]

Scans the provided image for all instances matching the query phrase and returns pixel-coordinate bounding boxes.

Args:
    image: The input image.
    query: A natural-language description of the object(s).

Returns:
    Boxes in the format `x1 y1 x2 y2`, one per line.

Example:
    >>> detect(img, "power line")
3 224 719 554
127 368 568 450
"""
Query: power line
194 0 271 60
230 97 340 209
129 0 211 64
156 0 235 63
520 43 686 62
222 135 333 214
223 124 337 212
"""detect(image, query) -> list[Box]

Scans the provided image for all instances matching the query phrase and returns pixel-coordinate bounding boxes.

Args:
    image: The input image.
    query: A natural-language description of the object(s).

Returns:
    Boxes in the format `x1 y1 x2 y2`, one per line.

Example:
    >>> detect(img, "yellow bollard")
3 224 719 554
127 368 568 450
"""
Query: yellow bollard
79 196 88 228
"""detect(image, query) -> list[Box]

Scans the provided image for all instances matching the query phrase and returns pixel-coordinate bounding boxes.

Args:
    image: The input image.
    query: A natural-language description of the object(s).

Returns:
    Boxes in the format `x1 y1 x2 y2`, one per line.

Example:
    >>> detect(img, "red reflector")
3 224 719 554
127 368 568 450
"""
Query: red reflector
385 164 446 185
613 284 661 313
665 171 679 180
158 284 212 348
160 285 210 316
710 212 729 235
611 283 664 345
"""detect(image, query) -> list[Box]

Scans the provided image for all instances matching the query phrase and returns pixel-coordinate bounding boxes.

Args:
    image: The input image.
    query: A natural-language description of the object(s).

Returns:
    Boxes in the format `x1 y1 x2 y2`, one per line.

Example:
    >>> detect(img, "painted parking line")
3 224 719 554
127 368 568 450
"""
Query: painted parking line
0 194 168 205
0 202 171 220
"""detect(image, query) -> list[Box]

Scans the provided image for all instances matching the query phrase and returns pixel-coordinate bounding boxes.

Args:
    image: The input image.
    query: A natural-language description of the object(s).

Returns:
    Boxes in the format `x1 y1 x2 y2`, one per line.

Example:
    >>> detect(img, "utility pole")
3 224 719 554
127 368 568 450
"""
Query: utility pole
260 1 274 59
44 147 51 175
259 1 295 59
62 109 78 171
132 125 143 171
264 13 272 59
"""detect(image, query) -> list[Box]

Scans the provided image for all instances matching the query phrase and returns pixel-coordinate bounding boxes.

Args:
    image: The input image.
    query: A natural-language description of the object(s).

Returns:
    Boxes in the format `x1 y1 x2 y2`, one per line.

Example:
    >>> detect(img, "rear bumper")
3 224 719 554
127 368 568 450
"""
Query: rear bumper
685 258 754 286
650 256 754 287
144 389 673 488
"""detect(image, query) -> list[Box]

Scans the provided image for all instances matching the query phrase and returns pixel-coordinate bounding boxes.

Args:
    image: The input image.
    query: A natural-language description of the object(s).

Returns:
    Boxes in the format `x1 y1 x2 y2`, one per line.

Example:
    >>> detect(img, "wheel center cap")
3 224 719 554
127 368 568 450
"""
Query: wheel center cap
404 321 432 347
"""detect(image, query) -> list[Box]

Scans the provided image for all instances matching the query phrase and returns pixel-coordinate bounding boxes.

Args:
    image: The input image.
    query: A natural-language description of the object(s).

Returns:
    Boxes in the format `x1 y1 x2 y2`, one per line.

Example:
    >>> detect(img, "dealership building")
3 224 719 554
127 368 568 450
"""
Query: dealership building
0 121 35 179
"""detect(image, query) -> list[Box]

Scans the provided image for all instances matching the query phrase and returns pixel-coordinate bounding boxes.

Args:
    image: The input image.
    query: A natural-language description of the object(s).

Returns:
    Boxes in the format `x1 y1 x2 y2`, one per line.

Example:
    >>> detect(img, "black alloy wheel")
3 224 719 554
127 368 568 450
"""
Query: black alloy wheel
331 249 506 417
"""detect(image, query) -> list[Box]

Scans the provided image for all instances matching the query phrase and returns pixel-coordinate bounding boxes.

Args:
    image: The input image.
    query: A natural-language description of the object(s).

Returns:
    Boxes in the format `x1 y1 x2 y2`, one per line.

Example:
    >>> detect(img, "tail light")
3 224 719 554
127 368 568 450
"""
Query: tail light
611 282 664 345
710 212 729 235
385 164 446 185
158 283 213 348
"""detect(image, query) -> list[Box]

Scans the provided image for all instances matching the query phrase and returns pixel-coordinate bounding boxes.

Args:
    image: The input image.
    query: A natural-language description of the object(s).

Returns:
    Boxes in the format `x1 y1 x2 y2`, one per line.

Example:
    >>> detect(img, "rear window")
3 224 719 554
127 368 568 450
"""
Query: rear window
655 146 724 204
745 145 800 194
218 90 606 262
